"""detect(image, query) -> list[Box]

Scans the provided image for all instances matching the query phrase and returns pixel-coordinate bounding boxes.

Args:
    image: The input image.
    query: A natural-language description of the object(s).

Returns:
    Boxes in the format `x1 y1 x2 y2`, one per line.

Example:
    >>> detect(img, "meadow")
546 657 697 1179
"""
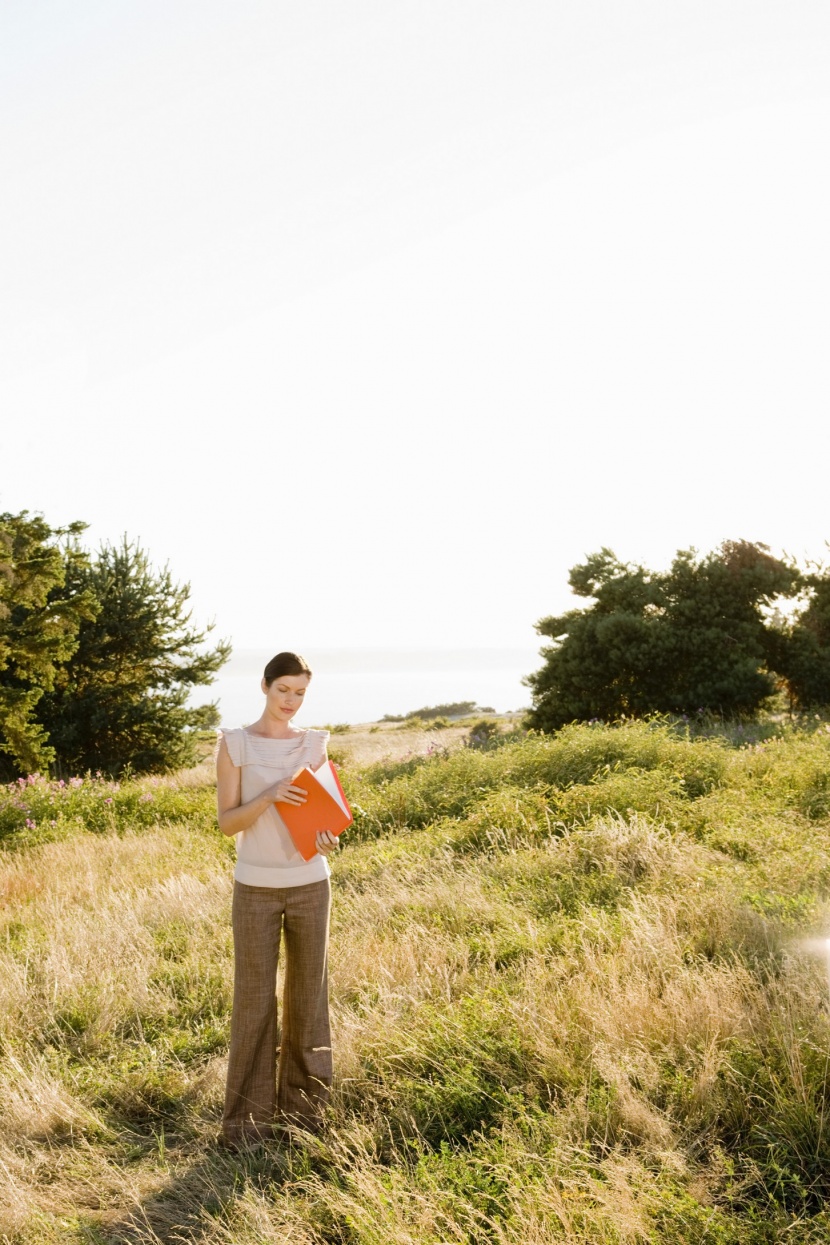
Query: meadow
2 716 830 1243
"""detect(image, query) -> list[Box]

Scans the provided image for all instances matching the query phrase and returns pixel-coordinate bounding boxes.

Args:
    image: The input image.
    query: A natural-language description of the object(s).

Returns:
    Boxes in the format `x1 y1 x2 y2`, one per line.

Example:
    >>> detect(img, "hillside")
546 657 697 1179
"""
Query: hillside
2 718 830 1243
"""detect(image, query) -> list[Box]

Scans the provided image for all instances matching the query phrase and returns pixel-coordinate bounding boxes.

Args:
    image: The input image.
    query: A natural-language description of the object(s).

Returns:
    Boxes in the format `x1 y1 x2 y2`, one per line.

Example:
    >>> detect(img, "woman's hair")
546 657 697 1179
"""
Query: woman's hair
263 652 312 687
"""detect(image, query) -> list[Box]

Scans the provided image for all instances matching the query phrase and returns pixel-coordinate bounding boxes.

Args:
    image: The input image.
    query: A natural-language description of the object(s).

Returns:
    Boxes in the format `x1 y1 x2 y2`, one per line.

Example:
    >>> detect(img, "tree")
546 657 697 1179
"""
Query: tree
767 558 830 710
0 511 94 778
36 537 230 776
525 541 798 731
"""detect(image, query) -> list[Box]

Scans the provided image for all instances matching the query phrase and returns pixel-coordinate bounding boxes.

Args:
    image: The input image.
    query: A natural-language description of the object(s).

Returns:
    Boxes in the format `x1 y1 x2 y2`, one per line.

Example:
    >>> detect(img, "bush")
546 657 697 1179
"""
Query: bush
465 719 501 749
0 769 222 851
343 718 730 844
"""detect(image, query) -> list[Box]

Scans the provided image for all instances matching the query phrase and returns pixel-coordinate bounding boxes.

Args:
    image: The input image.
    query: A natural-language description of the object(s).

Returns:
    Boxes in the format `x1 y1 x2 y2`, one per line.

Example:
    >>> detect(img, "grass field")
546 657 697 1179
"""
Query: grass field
2 716 830 1243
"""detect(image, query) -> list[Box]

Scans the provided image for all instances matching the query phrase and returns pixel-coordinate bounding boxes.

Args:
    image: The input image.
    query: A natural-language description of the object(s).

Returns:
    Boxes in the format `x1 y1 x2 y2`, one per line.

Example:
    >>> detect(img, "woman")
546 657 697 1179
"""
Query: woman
215 651 339 1145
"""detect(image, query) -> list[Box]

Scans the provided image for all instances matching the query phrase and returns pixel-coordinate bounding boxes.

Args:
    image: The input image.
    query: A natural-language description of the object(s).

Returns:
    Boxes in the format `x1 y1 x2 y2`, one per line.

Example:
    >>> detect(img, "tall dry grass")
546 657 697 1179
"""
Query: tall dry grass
2 720 830 1242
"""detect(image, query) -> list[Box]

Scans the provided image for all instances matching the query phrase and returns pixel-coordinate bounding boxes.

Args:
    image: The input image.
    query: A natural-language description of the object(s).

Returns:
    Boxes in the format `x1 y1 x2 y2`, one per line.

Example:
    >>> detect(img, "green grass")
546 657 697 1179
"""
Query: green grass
2 718 830 1242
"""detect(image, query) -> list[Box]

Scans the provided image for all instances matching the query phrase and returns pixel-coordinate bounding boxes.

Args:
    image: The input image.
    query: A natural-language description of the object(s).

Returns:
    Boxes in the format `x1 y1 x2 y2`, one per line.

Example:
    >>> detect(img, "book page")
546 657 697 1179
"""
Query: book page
312 761 349 816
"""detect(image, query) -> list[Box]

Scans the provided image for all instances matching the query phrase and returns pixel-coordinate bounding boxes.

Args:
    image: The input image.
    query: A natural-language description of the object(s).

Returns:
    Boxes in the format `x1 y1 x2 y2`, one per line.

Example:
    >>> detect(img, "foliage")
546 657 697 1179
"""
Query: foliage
525 541 803 731
342 716 731 843
768 559 830 709
0 767 220 850
0 515 228 780
34 537 229 777
0 511 95 779
382 700 495 722
465 717 502 748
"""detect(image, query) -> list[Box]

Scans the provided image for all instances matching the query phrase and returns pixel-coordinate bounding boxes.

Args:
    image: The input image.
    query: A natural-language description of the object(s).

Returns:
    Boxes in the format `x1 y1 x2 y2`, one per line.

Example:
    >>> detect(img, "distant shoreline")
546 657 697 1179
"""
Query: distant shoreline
190 647 541 728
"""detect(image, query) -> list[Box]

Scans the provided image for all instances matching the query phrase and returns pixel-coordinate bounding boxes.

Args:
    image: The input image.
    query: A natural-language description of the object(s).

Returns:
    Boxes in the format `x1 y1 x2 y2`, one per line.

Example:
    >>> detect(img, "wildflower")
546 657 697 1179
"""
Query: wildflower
25 819 36 829
139 792 154 803
103 797 113 805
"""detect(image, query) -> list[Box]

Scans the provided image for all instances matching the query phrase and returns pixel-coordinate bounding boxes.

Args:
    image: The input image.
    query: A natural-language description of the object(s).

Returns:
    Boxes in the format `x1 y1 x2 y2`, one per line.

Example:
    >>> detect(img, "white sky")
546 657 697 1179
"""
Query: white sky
2 1 829 654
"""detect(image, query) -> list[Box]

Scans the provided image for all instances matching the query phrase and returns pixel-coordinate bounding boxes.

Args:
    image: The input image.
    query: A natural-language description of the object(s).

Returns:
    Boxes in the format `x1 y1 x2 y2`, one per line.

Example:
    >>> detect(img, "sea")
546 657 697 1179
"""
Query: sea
189 647 542 728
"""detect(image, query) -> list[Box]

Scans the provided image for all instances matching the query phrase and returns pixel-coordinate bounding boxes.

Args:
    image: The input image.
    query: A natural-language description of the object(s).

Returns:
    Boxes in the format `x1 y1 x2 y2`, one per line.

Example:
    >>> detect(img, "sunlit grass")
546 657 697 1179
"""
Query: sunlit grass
2 719 830 1242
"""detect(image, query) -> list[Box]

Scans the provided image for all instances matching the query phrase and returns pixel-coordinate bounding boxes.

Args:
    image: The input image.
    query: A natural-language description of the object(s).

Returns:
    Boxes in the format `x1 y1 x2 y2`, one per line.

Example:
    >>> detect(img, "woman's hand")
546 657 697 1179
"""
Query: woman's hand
315 831 340 857
272 779 307 806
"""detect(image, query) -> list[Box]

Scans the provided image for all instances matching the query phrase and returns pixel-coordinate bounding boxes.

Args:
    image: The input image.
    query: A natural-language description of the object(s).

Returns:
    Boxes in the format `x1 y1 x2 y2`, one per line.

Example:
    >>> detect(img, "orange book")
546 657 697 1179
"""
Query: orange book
276 760 353 862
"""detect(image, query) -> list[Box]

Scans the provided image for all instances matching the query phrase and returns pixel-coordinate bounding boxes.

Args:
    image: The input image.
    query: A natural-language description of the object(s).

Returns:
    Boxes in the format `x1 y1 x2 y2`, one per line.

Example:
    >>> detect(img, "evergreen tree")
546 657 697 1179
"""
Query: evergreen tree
0 511 94 777
37 537 230 776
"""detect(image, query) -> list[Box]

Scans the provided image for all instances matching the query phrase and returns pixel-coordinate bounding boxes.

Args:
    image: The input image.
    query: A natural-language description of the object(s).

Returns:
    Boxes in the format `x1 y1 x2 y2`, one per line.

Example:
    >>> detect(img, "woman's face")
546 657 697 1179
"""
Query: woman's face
262 672 311 722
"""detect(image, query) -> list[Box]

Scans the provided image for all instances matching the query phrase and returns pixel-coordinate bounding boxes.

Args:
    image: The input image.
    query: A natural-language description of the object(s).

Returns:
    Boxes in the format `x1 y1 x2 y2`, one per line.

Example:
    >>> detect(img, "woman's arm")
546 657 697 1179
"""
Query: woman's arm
310 739 329 773
215 736 307 838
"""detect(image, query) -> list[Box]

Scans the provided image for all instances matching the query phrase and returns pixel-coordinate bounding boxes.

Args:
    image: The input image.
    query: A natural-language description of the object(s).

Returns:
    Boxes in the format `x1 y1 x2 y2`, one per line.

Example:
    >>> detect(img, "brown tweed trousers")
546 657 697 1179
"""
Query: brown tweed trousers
222 877 332 1142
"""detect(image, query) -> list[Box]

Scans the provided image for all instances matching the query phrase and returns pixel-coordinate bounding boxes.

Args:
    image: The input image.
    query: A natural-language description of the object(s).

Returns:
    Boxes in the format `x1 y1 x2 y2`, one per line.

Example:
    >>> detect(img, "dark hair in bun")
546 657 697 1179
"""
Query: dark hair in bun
263 652 312 688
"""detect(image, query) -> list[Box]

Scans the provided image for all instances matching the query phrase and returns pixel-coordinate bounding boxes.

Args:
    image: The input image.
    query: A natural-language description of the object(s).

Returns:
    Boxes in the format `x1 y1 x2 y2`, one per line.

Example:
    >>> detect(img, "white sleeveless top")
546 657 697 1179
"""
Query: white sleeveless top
220 727 331 888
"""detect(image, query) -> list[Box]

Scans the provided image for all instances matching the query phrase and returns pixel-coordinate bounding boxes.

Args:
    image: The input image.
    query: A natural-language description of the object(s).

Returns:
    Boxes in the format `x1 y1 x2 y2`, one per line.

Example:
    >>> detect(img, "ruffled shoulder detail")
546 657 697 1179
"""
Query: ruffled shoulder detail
304 728 330 770
217 728 245 767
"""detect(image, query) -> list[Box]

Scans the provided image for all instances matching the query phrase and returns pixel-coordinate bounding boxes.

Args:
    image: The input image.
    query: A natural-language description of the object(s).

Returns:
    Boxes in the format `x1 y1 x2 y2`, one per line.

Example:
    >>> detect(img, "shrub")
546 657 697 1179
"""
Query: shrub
465 719 501 749
0 769 221 851
343 718 729 844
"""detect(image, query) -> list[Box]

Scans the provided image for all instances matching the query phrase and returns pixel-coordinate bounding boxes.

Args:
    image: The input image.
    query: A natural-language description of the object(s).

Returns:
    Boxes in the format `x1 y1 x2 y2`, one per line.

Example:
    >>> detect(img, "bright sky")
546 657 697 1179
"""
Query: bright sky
3 2 829 654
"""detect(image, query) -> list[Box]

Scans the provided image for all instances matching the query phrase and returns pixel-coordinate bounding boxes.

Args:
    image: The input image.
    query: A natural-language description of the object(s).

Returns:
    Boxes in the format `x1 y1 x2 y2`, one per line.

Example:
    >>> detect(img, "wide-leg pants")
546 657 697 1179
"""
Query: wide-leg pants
222 877 332 1142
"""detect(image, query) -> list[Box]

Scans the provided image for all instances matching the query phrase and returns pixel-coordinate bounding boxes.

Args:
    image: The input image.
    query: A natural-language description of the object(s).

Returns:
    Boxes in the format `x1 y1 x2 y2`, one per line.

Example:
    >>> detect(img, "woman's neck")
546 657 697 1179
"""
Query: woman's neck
246 712 302 740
